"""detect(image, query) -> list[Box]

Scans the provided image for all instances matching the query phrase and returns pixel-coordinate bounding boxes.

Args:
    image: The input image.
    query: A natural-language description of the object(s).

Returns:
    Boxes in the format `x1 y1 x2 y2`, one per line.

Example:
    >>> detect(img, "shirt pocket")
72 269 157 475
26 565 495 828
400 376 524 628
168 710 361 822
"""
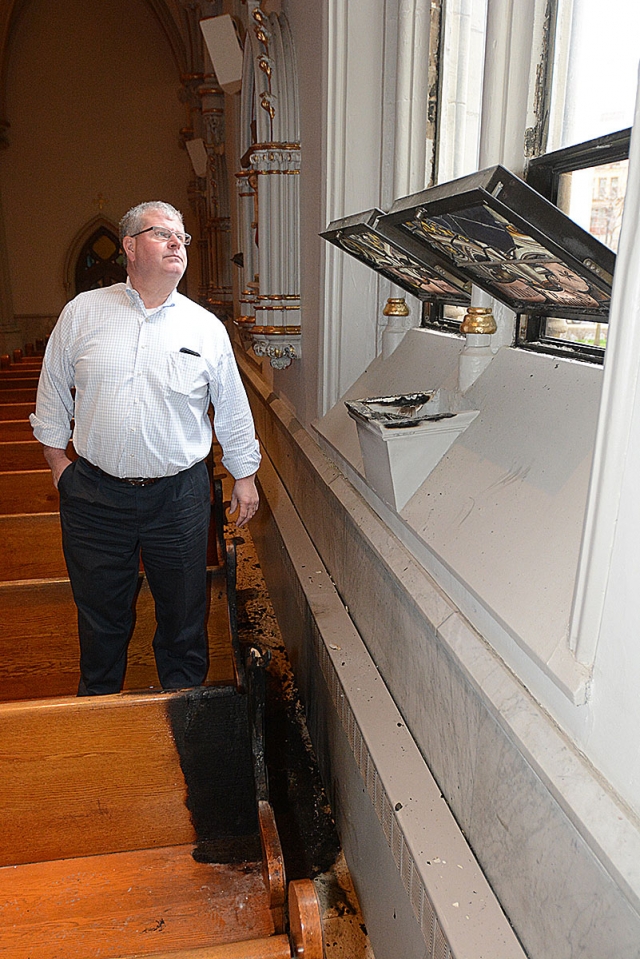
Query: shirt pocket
166 351 209 399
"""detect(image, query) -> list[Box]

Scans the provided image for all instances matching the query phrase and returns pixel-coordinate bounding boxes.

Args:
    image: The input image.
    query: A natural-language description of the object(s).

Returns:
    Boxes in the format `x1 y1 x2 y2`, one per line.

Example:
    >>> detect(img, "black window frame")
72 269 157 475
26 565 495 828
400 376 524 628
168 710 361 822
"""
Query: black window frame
514 128 631 362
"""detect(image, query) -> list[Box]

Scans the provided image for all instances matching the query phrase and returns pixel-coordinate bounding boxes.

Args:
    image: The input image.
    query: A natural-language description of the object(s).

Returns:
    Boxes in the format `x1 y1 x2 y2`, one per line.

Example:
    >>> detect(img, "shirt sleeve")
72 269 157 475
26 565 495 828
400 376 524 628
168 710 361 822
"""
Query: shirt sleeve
208 333 261 479
29 304 76 450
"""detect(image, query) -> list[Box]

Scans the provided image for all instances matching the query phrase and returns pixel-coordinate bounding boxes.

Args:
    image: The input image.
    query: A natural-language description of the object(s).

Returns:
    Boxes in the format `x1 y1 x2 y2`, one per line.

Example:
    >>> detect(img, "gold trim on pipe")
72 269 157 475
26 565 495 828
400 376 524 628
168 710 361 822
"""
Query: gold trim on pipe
254 304 301 311
254 294 299 301
460 306 497 335
251 325 302 335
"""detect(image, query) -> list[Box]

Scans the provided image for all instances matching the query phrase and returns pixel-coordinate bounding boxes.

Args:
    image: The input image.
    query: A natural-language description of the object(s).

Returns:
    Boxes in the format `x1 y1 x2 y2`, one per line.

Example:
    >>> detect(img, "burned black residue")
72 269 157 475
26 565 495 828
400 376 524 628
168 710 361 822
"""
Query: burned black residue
236 586 341 880
166 686 260 863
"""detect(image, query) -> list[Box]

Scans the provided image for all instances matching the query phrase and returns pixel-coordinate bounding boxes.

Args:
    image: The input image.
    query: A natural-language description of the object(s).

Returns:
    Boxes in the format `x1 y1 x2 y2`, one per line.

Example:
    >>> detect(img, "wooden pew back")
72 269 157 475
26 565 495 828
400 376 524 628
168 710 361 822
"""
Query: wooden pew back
0 440 54 471
0 686 259 868
0 377 39 390
0 419 37 438
0 388 37 403
0 402 34 421
0 471 58 514
0 693 195 866
0 513 66 580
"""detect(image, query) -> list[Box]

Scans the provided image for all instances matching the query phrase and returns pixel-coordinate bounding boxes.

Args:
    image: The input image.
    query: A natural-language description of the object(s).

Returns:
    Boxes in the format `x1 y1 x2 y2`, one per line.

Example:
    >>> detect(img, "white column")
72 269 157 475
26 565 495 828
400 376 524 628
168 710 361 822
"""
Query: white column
475 0 536 352
392 0 431 200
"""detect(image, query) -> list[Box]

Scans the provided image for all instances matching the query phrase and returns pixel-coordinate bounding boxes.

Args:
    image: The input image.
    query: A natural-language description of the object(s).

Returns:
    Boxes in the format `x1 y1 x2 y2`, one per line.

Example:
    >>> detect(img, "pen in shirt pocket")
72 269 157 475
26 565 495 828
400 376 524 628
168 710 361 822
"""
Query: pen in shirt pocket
180 347 201 356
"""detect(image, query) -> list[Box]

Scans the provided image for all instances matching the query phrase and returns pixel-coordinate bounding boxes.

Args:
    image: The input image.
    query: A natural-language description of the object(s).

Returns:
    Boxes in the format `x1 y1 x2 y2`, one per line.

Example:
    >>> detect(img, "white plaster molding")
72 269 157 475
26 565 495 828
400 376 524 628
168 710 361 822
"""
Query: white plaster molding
320 0 349 413
570 74 640 665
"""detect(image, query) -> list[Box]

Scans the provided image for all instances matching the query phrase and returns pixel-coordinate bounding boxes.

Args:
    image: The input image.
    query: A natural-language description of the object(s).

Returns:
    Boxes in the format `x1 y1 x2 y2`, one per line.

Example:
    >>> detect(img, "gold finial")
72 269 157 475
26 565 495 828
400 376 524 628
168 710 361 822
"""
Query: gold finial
92 192 107 211
383 297 410 317
460 306 497 335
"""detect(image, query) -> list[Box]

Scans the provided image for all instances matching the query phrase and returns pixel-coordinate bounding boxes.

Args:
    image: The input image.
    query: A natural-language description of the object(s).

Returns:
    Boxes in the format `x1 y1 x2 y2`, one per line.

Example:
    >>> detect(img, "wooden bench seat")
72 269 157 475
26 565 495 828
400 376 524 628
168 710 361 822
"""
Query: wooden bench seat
0 844 278 959
0 571 236 700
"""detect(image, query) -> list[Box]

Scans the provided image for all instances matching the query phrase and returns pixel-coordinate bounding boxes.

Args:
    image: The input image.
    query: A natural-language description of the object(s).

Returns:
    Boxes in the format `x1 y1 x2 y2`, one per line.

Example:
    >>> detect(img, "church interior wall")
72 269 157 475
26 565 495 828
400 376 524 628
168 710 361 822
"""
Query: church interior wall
0 0 194 353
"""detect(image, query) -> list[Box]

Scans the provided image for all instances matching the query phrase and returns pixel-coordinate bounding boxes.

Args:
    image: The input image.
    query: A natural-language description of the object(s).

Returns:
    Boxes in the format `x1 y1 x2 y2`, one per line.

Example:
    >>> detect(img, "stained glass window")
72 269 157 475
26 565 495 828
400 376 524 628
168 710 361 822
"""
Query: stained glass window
75 227 126 294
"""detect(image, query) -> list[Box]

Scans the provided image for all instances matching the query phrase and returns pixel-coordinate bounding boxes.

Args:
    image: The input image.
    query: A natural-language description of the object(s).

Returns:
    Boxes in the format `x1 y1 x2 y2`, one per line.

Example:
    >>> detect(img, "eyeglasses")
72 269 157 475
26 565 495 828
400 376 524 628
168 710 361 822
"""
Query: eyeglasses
129 226 192 246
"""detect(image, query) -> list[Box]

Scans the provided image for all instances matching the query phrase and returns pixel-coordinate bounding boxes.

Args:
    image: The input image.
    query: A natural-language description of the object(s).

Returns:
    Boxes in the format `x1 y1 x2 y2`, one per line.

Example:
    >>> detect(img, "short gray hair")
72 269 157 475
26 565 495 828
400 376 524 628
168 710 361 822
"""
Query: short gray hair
119 201 184 242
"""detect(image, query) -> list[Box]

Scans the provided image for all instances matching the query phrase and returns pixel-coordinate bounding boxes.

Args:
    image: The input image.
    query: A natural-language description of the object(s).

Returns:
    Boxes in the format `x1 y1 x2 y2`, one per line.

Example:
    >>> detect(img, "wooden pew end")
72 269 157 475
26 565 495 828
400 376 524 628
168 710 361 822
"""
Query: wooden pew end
288 879 324 959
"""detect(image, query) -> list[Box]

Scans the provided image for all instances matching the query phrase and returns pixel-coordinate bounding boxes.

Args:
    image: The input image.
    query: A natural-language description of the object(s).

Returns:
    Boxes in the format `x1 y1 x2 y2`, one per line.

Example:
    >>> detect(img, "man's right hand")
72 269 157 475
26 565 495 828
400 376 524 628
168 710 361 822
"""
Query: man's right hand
43 445 73 489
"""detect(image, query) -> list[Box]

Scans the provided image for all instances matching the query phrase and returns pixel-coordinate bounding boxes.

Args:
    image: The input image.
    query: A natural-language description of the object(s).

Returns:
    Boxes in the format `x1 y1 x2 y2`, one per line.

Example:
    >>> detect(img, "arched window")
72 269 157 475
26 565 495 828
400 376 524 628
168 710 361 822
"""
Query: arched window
74 226 126 294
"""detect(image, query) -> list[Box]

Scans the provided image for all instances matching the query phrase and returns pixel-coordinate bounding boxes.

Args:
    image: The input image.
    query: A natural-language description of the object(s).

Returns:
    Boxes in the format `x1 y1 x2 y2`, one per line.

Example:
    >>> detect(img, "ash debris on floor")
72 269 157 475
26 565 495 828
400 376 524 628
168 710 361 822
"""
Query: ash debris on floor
226 513 374 959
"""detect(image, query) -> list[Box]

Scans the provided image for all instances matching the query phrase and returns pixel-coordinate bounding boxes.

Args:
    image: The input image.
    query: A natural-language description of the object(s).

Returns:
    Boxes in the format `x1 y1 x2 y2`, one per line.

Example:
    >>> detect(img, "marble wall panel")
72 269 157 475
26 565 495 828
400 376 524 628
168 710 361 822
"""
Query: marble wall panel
469 711 640 959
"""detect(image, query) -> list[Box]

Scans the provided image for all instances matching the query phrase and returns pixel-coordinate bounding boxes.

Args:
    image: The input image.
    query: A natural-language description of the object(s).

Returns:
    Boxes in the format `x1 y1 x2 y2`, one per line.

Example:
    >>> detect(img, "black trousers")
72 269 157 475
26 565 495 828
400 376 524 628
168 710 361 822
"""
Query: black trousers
58 457 211 695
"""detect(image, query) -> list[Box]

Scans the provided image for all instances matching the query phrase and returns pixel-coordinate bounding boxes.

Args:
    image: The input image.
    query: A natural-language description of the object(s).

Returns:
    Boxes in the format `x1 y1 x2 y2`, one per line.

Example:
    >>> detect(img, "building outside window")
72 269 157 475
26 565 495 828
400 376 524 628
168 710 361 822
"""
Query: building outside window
520 0 639 357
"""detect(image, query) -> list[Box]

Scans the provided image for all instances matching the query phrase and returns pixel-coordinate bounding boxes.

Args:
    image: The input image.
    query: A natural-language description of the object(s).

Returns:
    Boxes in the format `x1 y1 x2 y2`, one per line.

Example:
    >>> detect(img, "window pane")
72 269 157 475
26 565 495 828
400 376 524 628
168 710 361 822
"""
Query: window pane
557 159 628 252
543 316 608 350
556 0 640 149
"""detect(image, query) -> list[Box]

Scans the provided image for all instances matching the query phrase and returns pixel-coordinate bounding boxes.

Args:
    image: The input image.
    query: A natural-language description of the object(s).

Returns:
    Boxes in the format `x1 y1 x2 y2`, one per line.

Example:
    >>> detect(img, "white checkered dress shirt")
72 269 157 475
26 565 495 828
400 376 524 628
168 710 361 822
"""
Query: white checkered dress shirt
31 282 261 480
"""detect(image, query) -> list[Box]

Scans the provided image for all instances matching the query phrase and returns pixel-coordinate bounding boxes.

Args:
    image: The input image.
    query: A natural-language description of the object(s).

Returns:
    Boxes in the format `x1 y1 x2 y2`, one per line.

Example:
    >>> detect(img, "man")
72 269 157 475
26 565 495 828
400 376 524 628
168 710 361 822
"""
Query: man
30 201 261 695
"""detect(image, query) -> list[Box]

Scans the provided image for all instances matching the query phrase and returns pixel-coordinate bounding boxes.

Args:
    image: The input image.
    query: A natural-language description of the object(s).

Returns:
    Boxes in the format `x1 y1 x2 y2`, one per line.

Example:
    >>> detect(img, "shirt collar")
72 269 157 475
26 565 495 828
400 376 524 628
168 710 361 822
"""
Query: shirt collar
125 277 177 315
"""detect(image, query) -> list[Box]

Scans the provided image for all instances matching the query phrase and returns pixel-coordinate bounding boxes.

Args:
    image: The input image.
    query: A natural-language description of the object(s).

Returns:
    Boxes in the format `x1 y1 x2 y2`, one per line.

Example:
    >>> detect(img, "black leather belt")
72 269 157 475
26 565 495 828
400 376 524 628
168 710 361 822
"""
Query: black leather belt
80 458 163 487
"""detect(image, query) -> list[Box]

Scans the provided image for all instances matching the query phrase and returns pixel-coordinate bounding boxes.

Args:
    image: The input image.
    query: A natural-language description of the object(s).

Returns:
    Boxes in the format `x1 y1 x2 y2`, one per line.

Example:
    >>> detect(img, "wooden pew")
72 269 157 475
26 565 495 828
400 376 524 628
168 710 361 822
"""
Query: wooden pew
0 401 34 420
0 387 37 403
0 376 40 390
0 470 58 513
0 686 321 959
0 439 72 471
0 441 323 958
0 418 36 438
0 370 41 382
0 513 66 579
0 570 236 700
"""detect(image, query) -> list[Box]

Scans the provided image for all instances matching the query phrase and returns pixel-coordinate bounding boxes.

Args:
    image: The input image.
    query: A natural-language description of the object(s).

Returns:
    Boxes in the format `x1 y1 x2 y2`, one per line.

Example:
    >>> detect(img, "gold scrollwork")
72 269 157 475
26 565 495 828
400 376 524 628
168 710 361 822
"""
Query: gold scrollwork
260 94 276 119
248 141 301 152
258 56 273 79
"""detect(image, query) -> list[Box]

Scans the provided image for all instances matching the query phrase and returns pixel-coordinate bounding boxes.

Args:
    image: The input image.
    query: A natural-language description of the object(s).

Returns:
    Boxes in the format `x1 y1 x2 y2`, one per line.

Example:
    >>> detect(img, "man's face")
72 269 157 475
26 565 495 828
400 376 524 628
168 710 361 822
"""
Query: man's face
124 210 188 287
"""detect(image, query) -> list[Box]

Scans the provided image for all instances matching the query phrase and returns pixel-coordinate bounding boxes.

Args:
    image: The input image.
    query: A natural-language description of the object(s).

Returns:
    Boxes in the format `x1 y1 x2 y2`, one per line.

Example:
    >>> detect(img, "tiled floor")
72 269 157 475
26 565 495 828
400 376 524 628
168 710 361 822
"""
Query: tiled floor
223 474 374 959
